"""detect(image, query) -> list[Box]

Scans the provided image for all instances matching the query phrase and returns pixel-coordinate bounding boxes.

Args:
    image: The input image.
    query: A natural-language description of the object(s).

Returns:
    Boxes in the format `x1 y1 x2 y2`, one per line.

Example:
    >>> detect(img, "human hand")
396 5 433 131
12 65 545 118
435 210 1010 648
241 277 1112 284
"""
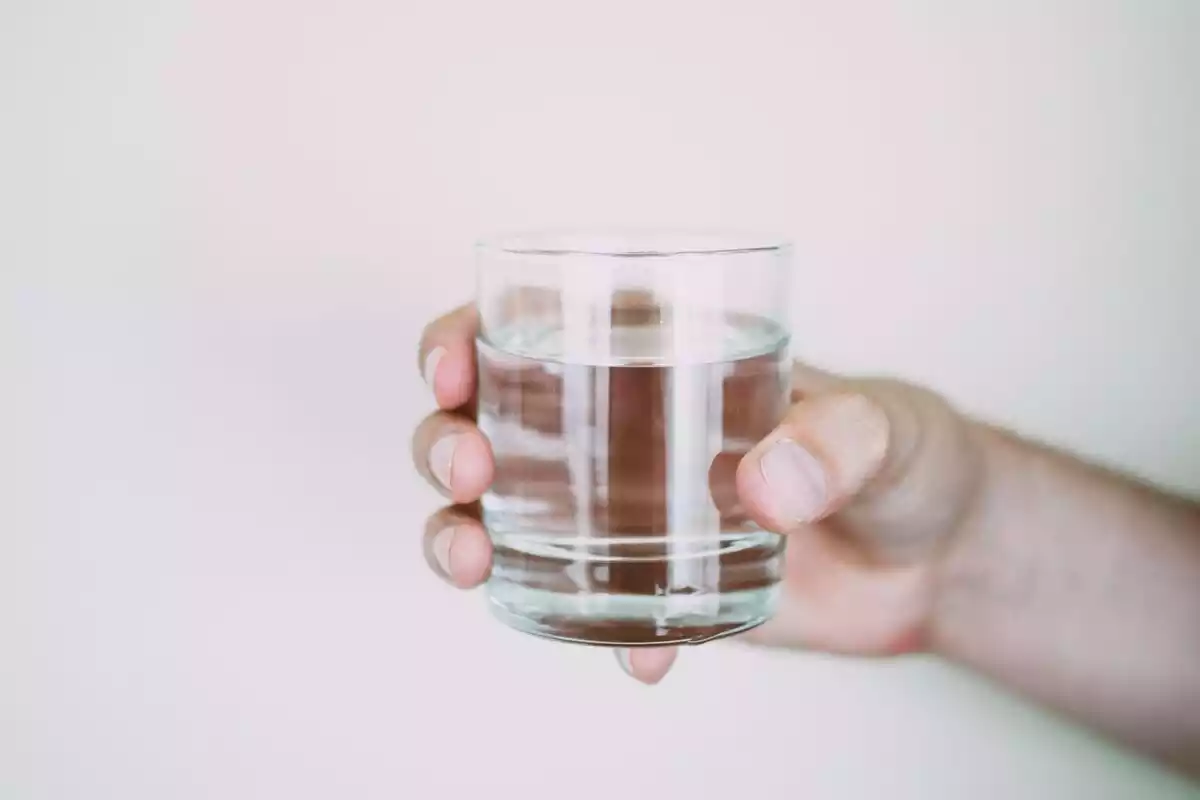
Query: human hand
413 303 986 683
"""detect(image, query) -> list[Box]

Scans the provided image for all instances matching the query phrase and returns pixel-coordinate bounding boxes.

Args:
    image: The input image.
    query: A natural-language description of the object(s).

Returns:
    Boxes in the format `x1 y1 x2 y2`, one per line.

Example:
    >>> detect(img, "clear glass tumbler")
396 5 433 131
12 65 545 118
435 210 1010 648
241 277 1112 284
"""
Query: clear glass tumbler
475 230 792 647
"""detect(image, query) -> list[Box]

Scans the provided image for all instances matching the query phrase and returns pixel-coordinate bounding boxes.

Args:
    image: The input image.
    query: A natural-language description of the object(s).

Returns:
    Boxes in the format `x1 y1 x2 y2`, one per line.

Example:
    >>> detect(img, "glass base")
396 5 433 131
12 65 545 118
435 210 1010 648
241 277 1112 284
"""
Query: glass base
486 579 781 647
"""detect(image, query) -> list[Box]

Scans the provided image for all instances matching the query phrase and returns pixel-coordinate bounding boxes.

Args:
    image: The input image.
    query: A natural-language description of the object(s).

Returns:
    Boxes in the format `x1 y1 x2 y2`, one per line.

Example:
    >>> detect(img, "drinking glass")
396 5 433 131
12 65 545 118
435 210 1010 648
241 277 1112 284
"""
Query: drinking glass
475 230 792 646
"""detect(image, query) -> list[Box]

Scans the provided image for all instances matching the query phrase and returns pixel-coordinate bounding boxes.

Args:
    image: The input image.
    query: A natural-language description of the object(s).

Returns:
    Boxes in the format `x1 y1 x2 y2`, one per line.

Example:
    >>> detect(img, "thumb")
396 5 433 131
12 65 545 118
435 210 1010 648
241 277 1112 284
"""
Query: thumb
736 392 892 532
736 379 981 564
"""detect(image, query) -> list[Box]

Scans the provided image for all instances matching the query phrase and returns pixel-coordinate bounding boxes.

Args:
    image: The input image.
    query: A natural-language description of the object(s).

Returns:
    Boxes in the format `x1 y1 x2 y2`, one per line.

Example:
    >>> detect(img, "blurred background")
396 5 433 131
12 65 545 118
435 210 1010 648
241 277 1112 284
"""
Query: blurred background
4 0 1199 797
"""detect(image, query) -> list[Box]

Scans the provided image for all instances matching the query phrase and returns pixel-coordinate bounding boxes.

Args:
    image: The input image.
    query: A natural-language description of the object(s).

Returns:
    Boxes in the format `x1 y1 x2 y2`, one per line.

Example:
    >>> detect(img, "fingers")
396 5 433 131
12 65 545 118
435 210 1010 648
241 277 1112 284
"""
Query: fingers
412 410 495 502
422 496 682 683
736 392 892 533
418 304 480 411
423 504 493 589
613 647 678 685
422 496 682 682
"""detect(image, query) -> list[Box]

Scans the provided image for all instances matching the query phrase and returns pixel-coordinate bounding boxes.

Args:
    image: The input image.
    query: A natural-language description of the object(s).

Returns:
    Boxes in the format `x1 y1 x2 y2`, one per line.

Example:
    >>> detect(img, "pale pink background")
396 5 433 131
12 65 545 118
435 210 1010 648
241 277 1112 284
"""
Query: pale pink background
4 1 1199 798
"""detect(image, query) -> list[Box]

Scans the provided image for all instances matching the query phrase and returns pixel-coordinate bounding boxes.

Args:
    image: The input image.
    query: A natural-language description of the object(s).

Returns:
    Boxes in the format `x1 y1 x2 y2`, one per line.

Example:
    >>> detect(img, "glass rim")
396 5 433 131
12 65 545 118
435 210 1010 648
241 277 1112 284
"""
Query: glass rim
476 228 791 259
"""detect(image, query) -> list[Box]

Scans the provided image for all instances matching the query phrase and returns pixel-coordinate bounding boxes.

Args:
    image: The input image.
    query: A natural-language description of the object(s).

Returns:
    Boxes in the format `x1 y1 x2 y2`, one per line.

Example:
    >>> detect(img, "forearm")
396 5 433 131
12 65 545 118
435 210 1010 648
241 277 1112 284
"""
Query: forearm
932 423 1200 775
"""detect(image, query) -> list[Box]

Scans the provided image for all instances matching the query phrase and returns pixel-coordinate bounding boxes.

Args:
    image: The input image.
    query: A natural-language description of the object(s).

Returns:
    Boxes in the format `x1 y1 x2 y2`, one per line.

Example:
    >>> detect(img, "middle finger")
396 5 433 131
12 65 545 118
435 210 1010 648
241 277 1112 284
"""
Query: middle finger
412 410 495 502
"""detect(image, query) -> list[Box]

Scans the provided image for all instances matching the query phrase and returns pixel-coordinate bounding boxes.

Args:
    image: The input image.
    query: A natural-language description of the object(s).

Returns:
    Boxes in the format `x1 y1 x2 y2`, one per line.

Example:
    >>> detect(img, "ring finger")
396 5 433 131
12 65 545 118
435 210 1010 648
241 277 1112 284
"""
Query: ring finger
423 504 493 589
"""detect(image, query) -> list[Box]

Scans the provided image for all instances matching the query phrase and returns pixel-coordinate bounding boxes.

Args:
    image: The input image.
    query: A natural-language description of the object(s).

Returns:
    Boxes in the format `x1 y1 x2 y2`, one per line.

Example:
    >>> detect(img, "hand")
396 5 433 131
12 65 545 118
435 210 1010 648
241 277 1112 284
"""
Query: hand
412 304 986 683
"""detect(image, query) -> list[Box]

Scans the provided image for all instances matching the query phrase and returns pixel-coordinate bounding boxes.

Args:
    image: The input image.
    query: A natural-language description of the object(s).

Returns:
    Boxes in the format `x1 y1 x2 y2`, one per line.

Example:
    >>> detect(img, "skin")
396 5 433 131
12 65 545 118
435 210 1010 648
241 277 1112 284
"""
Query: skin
413 303 1200 778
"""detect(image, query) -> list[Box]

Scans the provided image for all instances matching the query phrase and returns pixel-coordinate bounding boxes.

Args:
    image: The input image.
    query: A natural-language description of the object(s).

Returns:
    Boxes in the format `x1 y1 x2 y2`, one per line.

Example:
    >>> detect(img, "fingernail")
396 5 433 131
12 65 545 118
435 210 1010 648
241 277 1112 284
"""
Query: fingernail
760 438 828 522
429 434 459 491
614 648 634 678
432 526 456 575
423 346 446 398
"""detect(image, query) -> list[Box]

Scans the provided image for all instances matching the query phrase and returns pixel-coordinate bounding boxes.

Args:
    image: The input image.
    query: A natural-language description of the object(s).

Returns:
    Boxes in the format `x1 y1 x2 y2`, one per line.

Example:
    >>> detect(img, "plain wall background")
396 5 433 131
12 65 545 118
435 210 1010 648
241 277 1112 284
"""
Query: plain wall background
4 1 1199 797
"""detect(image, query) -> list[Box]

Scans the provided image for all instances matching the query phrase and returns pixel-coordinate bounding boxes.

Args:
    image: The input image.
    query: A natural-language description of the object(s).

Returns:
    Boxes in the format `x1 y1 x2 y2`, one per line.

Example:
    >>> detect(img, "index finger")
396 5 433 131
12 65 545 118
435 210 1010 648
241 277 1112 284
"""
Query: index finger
418 304 480 411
